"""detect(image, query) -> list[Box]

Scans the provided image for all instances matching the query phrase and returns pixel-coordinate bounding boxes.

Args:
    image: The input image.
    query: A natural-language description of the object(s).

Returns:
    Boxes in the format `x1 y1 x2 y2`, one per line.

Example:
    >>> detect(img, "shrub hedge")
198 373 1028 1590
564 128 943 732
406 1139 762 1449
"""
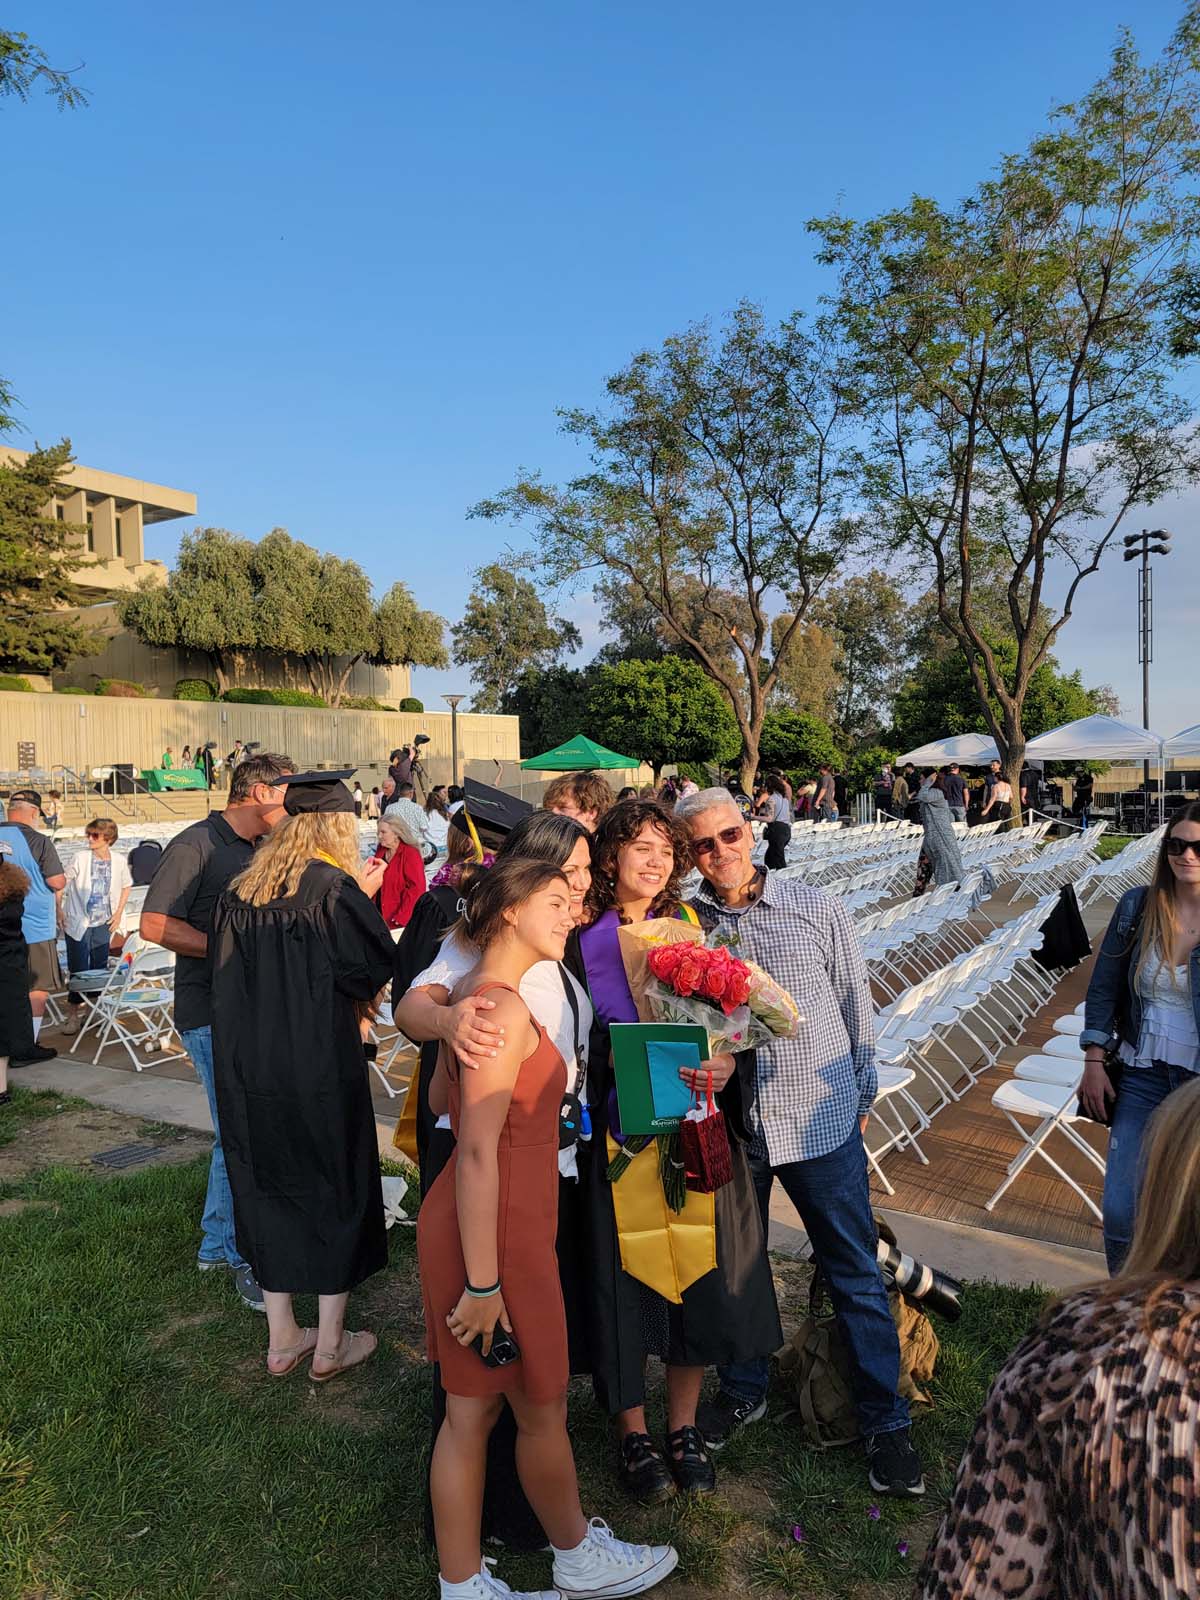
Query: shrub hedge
221 686 328 708
341 695 392 711
398 697 424 712
175 678 217 701
0 674 31 692
96 678 147 698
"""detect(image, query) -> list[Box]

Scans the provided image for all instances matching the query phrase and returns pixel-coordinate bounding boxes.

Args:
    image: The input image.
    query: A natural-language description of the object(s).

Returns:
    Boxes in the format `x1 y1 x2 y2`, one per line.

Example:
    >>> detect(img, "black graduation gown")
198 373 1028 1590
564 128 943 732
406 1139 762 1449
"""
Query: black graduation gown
0 894 34 1058
562 940 782 1416
391 884 464 1194
210 860 395 1294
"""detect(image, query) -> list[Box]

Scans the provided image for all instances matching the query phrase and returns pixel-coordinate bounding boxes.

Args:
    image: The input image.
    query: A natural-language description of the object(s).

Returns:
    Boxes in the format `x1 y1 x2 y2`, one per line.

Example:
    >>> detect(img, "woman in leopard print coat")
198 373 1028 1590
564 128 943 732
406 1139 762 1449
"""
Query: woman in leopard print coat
917 1076 1200 1599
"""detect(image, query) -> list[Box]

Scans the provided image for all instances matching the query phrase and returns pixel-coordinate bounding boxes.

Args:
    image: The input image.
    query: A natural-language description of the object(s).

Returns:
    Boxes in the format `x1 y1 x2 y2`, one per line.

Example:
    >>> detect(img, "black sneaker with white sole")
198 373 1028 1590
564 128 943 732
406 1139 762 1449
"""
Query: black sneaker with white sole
865 1426 925 1498
695 1390 767 1451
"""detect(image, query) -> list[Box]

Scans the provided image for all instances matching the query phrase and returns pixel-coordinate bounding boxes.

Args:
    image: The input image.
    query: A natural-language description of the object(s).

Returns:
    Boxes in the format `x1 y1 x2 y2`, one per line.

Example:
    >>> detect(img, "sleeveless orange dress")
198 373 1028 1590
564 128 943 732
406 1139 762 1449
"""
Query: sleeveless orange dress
416 982 569 1402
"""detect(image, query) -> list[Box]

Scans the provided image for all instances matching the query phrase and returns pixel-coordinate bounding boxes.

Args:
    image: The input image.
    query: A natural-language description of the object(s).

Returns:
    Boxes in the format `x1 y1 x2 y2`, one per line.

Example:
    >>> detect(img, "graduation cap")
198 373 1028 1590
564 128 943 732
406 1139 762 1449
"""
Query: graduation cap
450 778 532 858
279 769 357 815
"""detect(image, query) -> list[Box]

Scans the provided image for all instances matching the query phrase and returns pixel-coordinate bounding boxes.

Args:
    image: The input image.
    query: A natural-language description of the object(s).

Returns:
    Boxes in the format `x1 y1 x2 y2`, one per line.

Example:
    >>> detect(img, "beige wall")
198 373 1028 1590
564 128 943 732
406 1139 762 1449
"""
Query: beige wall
0 692 519 792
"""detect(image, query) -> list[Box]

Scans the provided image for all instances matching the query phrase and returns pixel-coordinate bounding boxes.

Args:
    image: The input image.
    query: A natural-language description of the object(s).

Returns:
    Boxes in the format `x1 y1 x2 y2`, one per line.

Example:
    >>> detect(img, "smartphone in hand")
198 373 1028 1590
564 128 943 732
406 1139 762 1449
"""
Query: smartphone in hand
470 1329 521 1369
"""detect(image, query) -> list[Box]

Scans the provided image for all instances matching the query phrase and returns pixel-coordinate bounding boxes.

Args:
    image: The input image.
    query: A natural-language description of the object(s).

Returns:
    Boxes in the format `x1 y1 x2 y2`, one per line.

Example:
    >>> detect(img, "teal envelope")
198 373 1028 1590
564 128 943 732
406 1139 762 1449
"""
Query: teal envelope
645 1039 702 1121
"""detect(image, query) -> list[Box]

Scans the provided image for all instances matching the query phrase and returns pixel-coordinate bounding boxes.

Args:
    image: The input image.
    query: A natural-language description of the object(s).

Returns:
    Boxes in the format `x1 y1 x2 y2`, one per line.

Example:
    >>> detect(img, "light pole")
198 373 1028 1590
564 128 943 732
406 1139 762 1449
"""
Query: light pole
1122 528 1172 827
444 694 465 787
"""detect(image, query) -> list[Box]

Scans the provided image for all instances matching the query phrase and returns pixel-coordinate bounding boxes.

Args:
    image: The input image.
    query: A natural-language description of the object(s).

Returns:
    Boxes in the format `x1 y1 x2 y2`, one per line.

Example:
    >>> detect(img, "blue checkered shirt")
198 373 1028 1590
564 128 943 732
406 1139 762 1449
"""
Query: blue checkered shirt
691 873 877 1165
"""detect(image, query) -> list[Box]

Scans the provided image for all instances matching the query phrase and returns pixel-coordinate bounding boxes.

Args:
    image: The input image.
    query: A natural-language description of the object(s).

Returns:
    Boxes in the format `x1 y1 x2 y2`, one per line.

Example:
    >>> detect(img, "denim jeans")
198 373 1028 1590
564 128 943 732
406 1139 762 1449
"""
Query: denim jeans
1102 1059 1195 1272
181 1025 246 1269
65 925 111 1002
718 1127 909 1436
949 806 967 823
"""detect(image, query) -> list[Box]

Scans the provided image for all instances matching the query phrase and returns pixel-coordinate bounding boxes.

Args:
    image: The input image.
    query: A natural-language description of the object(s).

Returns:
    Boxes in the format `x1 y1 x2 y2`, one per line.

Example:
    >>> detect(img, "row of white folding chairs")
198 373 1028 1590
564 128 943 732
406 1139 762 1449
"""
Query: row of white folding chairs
1008 823 1108 897
874 894 1062 1112
985 1003 1106 1220
1071 826 1164 908
859 874 992 1000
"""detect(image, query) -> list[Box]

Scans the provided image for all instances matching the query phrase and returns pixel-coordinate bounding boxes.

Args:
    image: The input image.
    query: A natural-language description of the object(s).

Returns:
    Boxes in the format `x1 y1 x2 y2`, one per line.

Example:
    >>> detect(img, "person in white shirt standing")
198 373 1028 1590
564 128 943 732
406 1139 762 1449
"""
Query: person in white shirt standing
60 817 131 1033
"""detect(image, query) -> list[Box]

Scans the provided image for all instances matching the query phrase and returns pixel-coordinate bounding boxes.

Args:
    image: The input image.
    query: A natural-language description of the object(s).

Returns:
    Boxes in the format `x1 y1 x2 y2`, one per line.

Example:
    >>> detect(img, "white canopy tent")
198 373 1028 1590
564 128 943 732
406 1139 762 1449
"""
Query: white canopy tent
1165 724 1200 759
1021 713 1165 763
896 732 1001 766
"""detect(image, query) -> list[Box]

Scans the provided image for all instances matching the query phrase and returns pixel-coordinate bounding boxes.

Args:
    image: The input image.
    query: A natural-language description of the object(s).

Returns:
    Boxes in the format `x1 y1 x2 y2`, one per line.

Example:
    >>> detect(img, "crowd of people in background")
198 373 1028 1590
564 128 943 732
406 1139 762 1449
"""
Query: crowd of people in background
2 737 1197 1598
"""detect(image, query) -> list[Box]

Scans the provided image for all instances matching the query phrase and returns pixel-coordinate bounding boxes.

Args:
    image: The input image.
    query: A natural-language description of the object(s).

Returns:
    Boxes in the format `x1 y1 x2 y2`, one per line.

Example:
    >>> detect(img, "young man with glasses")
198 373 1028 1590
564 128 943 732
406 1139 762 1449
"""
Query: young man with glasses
675 788 925 1499
140 752 295 1310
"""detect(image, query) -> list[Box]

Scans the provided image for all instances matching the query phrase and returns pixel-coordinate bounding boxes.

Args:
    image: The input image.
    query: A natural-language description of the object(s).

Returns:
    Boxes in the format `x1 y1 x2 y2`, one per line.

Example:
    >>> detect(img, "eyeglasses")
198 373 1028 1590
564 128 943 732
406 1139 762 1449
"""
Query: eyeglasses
85 832 101 840
1165 838 1200 859
690 825 746 856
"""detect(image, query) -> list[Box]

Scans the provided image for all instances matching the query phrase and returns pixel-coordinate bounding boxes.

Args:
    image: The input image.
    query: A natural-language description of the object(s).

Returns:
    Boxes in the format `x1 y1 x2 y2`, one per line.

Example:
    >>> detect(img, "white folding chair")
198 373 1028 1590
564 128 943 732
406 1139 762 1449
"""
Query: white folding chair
985 1076 1105 1221
864 1064 930 1195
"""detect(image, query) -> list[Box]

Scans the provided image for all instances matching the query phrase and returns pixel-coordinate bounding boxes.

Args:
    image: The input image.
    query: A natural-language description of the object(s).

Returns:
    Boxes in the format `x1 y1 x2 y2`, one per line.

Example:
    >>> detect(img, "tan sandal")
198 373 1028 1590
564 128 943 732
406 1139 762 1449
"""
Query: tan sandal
309 1329 378 1384
267 1328 318 1378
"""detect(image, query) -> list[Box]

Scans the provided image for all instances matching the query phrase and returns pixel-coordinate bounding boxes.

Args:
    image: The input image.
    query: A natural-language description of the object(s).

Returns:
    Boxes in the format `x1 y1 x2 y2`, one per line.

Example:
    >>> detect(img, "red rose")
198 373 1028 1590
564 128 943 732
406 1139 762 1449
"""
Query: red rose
701 966 727 1001
675 958 704 996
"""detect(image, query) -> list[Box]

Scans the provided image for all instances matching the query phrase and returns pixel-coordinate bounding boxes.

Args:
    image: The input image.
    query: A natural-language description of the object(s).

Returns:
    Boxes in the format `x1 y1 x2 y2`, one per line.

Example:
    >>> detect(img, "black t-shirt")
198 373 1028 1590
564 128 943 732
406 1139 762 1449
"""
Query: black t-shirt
942 772 967 806
142 811 255 1032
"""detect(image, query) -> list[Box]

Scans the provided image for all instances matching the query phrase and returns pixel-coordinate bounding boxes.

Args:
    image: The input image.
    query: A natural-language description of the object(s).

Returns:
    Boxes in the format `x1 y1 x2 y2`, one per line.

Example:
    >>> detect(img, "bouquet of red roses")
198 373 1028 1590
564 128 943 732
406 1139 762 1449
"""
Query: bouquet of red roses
644 939 800 1054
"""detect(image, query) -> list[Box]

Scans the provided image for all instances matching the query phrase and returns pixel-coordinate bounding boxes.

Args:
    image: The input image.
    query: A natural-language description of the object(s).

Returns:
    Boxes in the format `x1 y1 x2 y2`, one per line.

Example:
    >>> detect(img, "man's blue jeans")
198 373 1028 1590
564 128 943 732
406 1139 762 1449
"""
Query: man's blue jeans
718 1127 910 1436
1102 1059 1194 1272
181 1026 246 1269
949 806 967 823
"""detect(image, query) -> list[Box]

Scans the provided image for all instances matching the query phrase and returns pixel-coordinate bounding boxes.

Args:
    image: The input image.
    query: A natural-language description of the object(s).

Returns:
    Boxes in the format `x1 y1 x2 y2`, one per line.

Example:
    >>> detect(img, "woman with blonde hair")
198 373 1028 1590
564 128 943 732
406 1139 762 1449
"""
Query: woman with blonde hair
209 771 392 1381
917 1075 1200 1599
1079 799 1200 1270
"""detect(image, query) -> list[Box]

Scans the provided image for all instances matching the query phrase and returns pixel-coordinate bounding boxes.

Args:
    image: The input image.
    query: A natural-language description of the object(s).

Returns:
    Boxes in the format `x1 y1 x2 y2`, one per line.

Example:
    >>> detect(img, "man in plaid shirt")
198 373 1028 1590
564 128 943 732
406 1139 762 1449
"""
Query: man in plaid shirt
676 787 924 1499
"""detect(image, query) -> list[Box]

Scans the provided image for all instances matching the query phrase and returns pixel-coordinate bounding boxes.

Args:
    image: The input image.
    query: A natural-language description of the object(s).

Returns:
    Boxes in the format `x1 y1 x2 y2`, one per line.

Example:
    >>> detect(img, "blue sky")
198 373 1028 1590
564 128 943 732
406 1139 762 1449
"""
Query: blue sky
10 1 1198 733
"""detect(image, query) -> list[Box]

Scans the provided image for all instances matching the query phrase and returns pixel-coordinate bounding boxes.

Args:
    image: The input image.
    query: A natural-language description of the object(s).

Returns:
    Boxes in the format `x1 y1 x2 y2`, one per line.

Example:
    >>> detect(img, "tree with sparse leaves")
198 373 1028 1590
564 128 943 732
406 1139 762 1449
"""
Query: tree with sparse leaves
813 14 1200 818
809 571 910 743
0 442 100 673
473 303 856 791
768 614 839 721
0 30 88 109
452 562 580 712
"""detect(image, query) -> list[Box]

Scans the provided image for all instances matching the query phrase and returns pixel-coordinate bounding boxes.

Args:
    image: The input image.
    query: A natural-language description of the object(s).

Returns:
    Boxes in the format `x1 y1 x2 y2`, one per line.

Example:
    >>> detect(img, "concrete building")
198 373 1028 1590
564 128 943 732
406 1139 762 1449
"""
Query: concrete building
1 449 412 702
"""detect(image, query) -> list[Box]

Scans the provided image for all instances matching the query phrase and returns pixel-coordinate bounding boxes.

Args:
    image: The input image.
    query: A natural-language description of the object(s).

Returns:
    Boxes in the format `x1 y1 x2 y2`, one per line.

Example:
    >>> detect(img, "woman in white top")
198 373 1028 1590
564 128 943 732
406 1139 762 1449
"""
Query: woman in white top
59 817 132 1032
1080 801 1200 1270
424 787 451 853
979 776 1013 823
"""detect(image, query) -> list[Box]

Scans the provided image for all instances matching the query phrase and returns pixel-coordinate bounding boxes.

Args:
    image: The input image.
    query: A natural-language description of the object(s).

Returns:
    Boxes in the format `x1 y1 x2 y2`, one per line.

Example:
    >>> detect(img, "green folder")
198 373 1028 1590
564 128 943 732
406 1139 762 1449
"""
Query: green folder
610 1022 711 1134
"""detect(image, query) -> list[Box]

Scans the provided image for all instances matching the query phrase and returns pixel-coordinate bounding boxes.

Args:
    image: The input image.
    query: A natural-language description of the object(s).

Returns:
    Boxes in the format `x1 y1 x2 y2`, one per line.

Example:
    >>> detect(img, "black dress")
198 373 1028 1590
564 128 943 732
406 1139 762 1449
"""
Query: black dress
563 937 782 1416
0 893 34 1059
210 859 395 1294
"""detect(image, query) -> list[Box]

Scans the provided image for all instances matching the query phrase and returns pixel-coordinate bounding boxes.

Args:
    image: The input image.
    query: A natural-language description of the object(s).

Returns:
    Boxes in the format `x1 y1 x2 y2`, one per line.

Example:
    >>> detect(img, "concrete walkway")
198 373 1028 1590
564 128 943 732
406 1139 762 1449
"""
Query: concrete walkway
18 1052 1103 1290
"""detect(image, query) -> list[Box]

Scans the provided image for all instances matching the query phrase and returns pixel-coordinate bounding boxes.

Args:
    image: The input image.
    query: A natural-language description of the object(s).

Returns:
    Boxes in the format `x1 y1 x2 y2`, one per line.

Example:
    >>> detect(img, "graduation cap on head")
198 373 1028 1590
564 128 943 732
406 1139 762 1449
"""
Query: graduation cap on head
450 778 532 858
279 769 357 815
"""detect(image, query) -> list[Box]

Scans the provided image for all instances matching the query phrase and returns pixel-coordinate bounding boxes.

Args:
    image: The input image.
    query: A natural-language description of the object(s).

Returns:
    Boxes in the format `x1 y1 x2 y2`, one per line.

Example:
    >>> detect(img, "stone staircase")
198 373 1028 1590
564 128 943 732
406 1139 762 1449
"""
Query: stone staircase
56 789 212 829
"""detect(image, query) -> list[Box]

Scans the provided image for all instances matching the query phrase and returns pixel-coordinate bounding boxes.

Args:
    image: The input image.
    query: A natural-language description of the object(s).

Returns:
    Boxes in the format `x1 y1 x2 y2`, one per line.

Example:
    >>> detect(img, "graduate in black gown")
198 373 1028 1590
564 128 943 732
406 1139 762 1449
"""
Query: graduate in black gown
210 770 394 1381
0 859 34 1105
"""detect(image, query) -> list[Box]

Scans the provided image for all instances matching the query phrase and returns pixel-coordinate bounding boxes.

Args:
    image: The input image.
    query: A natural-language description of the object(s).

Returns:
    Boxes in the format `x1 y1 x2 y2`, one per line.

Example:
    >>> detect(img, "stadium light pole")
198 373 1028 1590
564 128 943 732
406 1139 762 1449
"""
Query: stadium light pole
444 694 465 787
1122 529 1172 825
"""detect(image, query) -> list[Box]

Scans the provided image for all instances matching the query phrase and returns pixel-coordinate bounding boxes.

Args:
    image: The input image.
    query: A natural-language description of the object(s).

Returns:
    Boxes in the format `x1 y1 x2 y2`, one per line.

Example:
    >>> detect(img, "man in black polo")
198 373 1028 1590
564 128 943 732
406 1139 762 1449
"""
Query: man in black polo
141 751 294 1310
942 763 968 823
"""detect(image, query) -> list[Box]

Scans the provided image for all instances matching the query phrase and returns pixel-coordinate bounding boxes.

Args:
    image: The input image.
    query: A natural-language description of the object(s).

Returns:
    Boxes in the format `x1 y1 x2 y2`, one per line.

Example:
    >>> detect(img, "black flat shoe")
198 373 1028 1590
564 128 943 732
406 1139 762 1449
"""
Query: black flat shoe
618 1431 674 1504
665 1424 716 1494
10 1044 56 1067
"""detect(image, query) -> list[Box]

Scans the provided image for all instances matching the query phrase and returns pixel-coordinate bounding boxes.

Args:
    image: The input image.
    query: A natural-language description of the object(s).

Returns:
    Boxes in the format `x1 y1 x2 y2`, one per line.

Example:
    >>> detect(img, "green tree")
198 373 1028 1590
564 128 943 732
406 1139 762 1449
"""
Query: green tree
0 30 88 109
585 658 740 780
473 303 855 791
768 614 839 720
595 574 755 672
0 442 100 673
120 528 257 695
501 664 598 757
813 15 1200 817
890 639 1109 755
452 562 581 712
758 708 841 776
809 570 910 741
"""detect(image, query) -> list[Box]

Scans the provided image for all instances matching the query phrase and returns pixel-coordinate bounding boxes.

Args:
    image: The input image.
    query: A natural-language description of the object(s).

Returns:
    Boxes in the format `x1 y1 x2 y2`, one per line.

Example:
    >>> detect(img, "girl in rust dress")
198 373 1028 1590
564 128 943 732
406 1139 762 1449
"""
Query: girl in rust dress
417 857 677 1600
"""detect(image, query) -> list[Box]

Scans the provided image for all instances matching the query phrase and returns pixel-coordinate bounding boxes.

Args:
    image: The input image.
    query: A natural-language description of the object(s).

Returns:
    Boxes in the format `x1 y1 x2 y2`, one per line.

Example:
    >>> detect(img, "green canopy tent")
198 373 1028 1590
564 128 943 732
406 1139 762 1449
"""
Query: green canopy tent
518 733 641 796
520 733 638 771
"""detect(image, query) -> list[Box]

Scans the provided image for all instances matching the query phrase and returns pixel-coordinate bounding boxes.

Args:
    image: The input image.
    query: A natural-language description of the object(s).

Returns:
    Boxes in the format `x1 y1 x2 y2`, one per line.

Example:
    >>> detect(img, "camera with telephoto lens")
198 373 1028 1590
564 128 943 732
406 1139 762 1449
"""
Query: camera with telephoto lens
876 1237 963 1322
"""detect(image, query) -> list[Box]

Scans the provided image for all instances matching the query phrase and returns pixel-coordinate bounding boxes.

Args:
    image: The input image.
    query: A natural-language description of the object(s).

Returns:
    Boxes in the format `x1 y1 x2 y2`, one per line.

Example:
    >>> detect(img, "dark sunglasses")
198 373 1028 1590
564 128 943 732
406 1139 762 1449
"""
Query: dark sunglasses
691 824 746 857
1166 838 1200 859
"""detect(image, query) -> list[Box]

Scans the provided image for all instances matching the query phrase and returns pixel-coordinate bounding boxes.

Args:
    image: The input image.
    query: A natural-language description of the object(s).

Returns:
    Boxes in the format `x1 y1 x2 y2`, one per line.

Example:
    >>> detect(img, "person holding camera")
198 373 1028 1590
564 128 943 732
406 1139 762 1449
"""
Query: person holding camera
417 856 677 1600
1079 800 1200 1272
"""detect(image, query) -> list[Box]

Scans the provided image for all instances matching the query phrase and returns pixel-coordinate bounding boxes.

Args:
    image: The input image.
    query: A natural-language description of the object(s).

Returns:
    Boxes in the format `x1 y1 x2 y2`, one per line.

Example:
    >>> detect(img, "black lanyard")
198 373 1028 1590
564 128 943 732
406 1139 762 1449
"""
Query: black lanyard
558 962 586 1097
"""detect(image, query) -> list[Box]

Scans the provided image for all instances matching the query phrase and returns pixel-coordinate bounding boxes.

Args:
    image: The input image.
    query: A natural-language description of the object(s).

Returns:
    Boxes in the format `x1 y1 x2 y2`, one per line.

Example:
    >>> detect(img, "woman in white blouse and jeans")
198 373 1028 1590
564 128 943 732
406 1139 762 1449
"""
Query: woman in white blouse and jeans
1080 800 1200 1270
60 817 131 1032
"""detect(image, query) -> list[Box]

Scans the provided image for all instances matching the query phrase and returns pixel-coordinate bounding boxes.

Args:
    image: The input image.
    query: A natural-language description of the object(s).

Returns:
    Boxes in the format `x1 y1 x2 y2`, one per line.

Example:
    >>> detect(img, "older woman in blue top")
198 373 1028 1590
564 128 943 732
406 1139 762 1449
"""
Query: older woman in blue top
1080 800 1200 1270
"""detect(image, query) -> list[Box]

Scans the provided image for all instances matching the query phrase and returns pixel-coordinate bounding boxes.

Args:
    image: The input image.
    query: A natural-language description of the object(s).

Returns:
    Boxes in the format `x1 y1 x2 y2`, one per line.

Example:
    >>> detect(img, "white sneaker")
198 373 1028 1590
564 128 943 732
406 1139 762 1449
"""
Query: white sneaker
552 1518 679 1598
439 1557 558 1600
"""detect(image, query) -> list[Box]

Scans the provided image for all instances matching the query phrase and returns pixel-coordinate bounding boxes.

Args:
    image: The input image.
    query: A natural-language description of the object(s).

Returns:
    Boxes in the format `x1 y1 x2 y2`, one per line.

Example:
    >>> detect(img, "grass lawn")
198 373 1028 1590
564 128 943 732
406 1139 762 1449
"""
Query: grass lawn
0 1088 1050 1600
1095 833 1136 861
